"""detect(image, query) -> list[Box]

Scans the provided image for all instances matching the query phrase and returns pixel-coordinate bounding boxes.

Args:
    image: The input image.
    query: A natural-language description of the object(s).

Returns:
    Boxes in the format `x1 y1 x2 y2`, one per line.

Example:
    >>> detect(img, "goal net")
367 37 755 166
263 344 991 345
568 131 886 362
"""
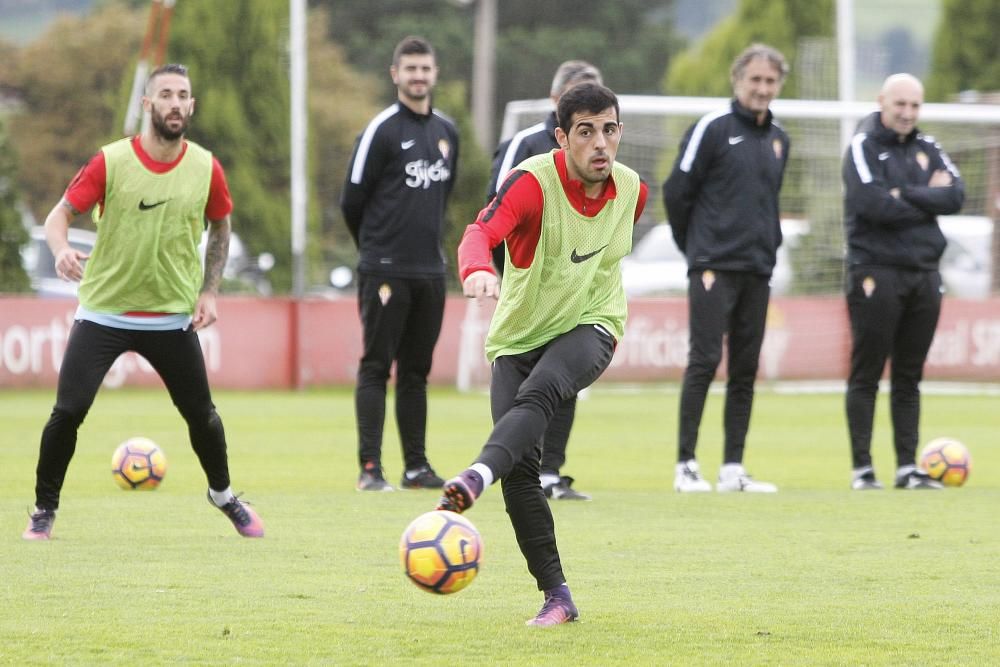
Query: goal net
499 94 1000 298
454 93 1000 391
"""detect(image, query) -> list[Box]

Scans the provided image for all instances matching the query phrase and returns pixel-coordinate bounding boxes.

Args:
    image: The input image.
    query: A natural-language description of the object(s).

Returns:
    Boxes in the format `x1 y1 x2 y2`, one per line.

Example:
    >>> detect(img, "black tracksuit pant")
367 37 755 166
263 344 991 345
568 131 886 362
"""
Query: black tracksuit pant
474 324 615 591
355 272 445 472
678 270 770 464
34 320 230 511
846 266 942 470
493 247 576 477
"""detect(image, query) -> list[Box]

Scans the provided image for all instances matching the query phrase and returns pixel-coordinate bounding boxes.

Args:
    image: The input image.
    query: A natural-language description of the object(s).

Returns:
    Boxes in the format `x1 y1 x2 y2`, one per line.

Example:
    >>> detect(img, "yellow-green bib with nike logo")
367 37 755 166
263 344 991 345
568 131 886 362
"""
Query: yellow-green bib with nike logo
485 152 640 362
78 138 212 314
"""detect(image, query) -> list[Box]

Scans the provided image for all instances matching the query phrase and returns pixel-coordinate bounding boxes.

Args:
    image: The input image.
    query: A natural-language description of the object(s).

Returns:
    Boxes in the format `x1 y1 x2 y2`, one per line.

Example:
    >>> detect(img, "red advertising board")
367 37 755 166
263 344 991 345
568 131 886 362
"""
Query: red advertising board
1 295 998 389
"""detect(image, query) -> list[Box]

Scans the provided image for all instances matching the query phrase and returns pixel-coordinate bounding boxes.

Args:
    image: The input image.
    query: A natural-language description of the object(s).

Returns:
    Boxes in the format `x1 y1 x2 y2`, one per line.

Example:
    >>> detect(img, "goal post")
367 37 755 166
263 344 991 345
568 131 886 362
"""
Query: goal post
499 94 1000 297
455 93 1000 392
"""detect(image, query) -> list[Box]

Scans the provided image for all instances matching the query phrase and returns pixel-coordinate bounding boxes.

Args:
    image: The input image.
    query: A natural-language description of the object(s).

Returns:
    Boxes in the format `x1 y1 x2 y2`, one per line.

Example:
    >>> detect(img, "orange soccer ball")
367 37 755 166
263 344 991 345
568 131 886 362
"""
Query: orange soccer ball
919 437 971 487
399 510 483 594
111 437 167 490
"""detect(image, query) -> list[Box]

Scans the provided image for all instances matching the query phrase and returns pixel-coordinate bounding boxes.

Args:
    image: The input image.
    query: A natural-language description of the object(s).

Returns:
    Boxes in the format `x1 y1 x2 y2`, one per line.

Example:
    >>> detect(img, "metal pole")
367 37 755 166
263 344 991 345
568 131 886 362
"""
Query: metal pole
471 0 496 151
290 0 308 297
836 0 856 150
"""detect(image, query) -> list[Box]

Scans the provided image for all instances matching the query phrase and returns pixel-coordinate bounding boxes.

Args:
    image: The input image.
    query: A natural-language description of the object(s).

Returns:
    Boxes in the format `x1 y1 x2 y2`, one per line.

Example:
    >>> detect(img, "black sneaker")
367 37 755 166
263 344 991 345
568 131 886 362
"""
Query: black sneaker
543 476 591 501
400 465 445 489
895 468 943 490
357 462 394 492
22 507 56 541
851 467 884 490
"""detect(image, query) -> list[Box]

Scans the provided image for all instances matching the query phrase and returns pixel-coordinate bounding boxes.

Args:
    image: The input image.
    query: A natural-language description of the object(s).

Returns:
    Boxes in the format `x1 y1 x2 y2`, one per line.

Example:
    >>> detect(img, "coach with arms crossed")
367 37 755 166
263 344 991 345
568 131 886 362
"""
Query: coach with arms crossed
662 44 790 494
843 73 964 491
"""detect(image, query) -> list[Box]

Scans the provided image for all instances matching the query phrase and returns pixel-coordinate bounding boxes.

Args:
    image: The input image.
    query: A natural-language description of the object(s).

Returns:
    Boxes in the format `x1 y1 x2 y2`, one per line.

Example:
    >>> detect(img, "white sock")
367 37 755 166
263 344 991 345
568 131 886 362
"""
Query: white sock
209 487 235 507
470 463 494 488
539 473 560 487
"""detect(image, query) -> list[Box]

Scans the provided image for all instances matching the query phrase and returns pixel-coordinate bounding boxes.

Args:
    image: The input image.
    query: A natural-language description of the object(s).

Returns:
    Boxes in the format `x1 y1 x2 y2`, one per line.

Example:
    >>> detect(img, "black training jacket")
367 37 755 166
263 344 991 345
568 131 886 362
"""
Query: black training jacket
662 99 790 276
842 111 965 270
486 112 559 202
341 101 460 276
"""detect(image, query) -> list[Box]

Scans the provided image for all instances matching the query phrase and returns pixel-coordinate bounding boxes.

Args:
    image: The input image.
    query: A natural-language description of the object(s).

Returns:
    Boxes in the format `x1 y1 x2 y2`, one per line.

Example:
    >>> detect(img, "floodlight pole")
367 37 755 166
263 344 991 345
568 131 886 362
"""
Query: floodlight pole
290 0 308 297
470 0 497 151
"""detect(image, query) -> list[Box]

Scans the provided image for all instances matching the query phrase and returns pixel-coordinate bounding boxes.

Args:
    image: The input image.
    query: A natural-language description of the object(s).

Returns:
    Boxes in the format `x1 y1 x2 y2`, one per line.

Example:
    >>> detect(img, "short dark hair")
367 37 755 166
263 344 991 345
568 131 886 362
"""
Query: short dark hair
556 82 619 134
393 36 435 66
146 63 190 94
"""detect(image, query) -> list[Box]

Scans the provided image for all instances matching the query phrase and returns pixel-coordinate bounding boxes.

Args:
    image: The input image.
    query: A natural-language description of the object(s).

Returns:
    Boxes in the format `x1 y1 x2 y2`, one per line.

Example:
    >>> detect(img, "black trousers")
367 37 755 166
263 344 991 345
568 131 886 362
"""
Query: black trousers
475 323 615 591
492 246 576 477
846 266 942 469
355 272 445 471
678 270 770 464
34 320 230 510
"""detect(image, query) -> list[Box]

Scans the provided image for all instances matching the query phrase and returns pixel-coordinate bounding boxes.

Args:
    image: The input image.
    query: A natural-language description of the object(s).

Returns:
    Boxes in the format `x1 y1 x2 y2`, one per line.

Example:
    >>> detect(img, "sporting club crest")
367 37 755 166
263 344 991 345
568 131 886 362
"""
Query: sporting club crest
438 138 450 160
862 276 876 298
702 270 716 292
378 283 392 306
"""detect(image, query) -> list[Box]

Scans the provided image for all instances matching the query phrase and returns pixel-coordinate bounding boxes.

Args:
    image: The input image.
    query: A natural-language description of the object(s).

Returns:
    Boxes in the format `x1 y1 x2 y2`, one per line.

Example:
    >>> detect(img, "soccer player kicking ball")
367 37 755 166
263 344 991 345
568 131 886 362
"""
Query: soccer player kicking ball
435 83 647 626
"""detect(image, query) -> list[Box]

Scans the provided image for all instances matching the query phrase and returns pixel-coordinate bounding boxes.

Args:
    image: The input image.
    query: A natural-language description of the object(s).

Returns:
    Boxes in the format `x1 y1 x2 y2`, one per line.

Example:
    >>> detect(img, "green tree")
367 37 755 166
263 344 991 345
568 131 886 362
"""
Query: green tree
663 0 832 98
165 0 294 290
926 0 1000 101
8 4 145 223
0 117 31 293
321 0 684 142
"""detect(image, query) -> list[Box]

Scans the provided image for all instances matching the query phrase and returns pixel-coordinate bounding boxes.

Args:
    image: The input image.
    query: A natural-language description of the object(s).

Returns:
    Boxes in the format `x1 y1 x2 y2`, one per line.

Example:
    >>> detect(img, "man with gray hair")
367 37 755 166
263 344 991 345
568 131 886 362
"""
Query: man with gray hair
483 60 603 502
663 43 790 494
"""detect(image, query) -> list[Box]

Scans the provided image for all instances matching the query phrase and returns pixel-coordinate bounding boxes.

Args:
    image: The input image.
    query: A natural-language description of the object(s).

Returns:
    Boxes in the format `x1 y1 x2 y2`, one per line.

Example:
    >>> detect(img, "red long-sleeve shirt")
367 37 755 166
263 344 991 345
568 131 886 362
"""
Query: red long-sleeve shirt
458 149 648 282
64 135 232 221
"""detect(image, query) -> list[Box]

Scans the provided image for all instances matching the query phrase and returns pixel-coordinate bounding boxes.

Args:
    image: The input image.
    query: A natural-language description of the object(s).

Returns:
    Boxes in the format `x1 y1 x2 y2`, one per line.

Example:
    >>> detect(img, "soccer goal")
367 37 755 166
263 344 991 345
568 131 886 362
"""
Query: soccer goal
454 94 1000 392
499 94 1000 297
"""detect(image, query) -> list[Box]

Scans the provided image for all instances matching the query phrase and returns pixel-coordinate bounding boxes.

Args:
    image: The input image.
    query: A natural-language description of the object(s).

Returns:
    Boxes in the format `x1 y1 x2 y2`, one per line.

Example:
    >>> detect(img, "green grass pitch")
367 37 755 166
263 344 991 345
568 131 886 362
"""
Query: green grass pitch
1 385 997 665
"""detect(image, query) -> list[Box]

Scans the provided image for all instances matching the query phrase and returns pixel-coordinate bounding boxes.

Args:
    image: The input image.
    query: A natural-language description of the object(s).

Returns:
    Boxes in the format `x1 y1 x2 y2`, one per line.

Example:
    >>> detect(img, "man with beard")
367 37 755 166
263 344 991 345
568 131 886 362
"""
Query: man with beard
342 36 459 492
22 63 264 540
436 83 647 625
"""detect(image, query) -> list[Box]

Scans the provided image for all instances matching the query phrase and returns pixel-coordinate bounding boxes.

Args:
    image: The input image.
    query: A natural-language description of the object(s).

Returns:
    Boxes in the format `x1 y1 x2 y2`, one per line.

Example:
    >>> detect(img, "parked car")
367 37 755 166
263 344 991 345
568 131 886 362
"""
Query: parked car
621 219 806 297
621 216 993 299
937 215 993 299
21 225 273 297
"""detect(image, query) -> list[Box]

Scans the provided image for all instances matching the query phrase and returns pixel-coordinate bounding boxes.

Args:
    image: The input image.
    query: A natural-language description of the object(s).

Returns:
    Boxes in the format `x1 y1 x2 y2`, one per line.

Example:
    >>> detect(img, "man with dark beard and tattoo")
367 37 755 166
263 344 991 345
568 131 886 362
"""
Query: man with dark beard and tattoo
22 63 264 540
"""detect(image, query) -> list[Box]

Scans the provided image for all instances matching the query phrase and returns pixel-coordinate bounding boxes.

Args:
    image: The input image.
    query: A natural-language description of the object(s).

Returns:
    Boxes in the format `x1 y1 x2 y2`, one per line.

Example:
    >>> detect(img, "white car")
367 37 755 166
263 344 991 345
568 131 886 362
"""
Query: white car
938 215 993 299
621 216 993 299
621 219 804 297
21 225 273 297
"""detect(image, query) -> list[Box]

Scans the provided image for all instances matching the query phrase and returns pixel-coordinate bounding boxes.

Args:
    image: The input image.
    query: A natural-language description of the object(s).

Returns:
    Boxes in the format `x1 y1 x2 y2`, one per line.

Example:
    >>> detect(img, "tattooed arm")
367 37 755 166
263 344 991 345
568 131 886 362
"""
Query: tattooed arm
192 215 231 331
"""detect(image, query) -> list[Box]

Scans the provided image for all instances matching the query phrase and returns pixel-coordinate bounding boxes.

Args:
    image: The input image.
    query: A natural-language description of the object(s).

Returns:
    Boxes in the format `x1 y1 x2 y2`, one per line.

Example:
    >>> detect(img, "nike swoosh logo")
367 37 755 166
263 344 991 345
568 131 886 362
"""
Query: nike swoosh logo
401 139 416 150
728 136 744 145
138 199 168 211
878 152 890 161
570 244 608 263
